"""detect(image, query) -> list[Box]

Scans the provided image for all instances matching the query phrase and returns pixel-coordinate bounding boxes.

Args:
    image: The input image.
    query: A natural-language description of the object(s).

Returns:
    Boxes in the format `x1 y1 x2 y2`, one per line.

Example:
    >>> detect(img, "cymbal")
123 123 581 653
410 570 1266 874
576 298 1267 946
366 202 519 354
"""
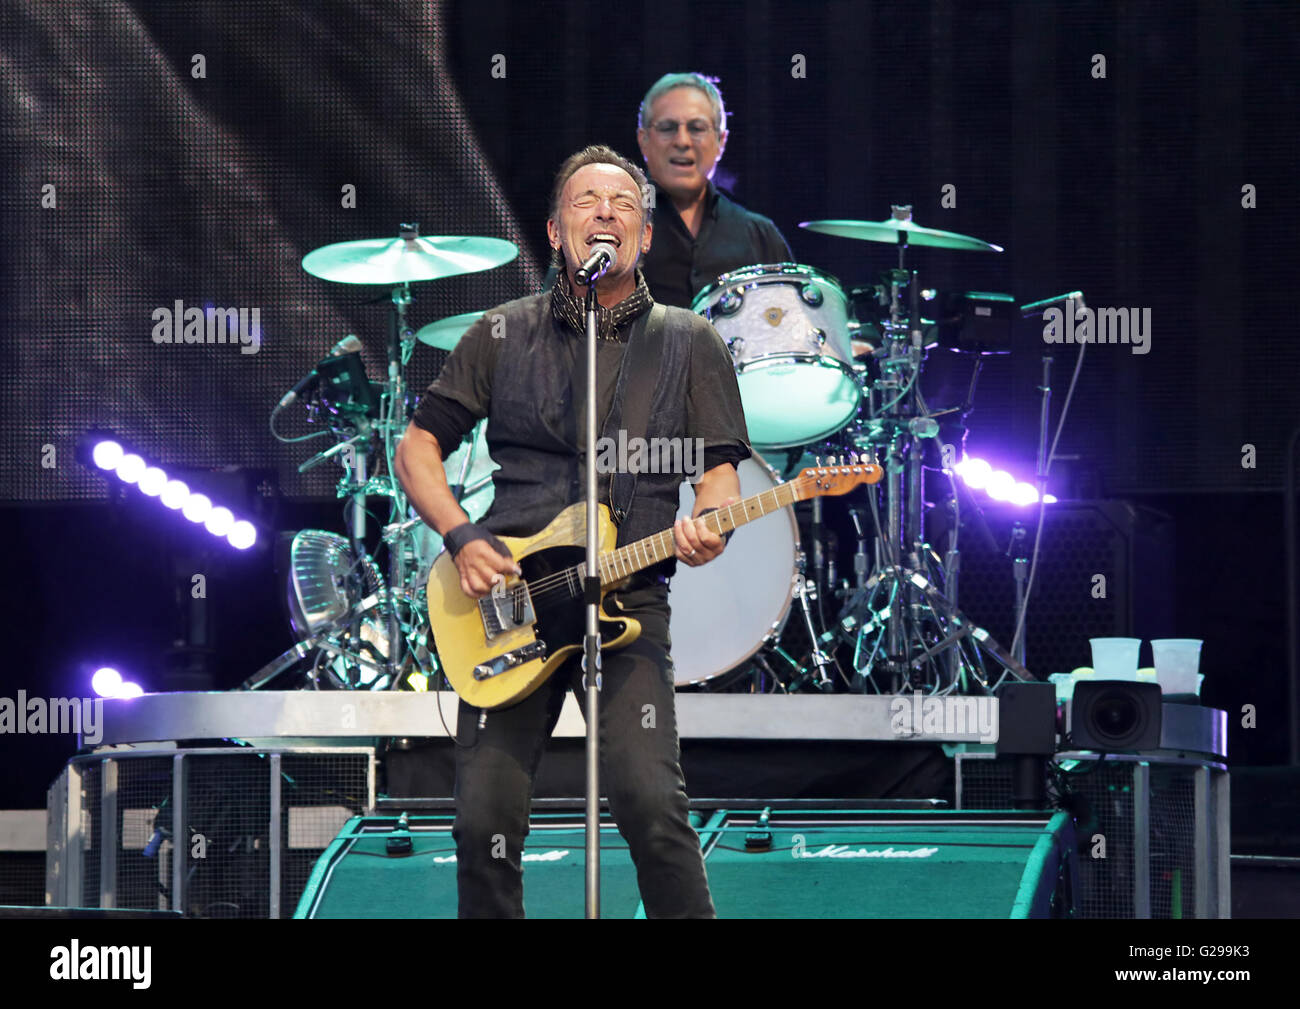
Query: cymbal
800 215 1003 253
302 234 518 285
415 311 484 351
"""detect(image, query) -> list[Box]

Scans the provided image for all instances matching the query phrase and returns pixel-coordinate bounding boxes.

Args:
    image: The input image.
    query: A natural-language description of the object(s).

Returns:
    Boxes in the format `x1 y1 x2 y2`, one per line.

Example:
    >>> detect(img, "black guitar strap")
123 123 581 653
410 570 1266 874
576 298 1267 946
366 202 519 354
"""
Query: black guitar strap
607 302 667 526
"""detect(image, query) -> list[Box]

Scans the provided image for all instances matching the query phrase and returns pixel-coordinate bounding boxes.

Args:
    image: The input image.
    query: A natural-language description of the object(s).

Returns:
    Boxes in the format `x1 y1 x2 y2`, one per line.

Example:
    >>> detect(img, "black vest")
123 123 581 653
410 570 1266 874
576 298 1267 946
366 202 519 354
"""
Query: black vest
481 294 693 556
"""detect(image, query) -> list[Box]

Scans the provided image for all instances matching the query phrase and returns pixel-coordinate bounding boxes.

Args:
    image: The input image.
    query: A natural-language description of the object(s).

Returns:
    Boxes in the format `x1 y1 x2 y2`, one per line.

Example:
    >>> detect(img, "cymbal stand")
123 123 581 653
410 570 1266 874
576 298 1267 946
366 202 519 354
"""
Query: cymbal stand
835 226 1034 694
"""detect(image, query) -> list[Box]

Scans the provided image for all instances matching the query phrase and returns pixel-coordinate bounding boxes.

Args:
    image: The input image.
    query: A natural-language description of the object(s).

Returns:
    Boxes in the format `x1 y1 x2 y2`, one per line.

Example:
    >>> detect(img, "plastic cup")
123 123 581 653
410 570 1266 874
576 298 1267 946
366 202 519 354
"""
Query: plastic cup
1089 637 1141 680
1151 639 1203 695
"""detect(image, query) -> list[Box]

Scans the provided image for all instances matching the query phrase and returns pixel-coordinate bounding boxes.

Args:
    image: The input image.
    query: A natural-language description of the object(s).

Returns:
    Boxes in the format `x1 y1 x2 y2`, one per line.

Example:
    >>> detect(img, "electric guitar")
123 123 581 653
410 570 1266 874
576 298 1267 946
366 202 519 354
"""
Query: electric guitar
427 459 883 709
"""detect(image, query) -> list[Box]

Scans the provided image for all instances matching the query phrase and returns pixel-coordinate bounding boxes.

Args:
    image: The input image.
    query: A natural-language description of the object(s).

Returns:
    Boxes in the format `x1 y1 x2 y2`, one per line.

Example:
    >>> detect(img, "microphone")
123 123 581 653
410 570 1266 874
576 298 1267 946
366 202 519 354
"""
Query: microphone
278 335 364 409
574 242 617 286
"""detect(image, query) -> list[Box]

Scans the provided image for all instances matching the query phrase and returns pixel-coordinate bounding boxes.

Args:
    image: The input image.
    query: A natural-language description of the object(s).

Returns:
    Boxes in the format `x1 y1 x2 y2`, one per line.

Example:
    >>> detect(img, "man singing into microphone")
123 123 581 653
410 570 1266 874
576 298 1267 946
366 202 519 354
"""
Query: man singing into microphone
636 72 792 308
395 145 750 918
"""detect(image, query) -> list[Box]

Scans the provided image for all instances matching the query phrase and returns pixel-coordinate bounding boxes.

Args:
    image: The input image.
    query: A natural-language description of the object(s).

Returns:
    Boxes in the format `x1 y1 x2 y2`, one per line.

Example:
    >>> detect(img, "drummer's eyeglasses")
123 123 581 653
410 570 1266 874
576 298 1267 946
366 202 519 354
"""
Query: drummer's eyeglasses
649 119 716 139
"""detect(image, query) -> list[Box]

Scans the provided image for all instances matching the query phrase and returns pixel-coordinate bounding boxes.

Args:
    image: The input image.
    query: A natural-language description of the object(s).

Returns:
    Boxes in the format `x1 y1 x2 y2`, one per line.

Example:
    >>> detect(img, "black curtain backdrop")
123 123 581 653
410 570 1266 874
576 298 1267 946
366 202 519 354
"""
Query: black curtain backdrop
0 1 1298 798
0 0 1296 502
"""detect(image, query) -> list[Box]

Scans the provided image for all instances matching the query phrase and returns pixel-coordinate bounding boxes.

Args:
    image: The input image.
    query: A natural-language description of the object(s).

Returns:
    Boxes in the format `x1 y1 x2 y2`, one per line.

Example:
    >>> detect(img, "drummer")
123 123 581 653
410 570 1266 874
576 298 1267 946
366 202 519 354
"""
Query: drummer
635 72 792 309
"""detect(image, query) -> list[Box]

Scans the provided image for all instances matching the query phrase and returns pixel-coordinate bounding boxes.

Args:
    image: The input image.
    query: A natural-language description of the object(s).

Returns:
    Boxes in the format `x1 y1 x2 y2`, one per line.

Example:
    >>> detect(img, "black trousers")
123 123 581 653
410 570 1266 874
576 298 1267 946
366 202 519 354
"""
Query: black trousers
450 582 715 918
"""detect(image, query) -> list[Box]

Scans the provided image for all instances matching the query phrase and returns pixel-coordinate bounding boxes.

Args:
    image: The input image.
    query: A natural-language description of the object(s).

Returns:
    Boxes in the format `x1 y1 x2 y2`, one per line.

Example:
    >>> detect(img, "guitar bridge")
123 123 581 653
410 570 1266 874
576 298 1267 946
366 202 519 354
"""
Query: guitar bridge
473 640 547 681
479 580 536 641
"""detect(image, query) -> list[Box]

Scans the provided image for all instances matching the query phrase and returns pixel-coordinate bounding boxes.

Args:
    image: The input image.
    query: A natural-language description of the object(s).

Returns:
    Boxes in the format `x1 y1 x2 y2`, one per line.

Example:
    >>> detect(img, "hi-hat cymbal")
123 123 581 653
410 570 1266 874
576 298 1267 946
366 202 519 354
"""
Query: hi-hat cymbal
415 311 484 351
302 234 518 285
800 214 1003 253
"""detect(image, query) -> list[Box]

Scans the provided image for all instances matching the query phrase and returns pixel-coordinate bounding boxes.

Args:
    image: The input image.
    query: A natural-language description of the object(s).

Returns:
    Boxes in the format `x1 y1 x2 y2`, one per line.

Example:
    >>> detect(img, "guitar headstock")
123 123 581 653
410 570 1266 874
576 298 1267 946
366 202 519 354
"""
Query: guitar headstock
794 453 885 498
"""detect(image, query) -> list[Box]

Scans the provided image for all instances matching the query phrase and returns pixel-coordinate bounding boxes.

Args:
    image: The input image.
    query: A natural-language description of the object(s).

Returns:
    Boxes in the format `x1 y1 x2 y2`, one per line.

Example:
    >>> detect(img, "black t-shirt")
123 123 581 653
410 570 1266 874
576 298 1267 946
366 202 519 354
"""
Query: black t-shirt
640 181 792 309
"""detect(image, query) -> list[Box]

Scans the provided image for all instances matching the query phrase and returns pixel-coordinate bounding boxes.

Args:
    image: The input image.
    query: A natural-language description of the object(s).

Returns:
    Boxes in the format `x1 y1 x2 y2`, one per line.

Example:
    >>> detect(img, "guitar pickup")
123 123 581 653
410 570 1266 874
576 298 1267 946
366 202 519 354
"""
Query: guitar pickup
472 640 547 681
479 580 536 641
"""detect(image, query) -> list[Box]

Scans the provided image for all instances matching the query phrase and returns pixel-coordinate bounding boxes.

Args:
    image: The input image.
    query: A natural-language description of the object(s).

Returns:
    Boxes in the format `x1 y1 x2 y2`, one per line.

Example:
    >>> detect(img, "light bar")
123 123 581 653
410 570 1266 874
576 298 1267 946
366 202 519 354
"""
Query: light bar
80 433 259 549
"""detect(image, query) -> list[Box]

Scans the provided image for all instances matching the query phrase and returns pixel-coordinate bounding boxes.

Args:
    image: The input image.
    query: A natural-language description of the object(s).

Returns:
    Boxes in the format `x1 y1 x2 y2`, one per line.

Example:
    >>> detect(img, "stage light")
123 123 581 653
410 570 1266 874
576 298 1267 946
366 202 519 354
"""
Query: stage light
91 440 123 471
160 479 189 509
204 506 234 537
1011 482 1039 506
91 667 122 697
139 466 168 496
116 682 144 699
987 470 1016 501
79 430 262 550
1044 494 1058 504
182 493 212 523
958 457 992 489
228 520 257 550
116 453 146 484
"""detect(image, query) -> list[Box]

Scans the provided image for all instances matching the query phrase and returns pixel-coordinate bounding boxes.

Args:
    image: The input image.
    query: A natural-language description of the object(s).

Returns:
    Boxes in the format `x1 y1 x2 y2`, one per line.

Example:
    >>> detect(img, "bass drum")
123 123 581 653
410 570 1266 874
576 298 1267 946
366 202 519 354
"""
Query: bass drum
409 419 497 584
668 456 799 686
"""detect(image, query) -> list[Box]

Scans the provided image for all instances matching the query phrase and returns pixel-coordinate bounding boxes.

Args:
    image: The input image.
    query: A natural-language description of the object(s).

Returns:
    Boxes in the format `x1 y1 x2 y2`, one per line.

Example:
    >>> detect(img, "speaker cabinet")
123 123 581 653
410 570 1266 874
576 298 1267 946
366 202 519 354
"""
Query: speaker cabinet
297 806 1077 918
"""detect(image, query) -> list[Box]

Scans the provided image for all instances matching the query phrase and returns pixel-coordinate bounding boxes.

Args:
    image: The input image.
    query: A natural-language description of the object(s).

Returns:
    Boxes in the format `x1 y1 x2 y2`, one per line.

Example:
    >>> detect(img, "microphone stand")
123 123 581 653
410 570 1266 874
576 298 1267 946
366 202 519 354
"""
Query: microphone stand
581 269 607 919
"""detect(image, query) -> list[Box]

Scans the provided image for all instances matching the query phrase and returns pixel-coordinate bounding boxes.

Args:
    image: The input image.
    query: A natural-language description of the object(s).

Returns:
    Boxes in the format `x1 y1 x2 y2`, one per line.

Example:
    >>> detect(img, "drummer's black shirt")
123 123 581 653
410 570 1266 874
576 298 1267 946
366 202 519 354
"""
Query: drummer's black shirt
640 180 792 309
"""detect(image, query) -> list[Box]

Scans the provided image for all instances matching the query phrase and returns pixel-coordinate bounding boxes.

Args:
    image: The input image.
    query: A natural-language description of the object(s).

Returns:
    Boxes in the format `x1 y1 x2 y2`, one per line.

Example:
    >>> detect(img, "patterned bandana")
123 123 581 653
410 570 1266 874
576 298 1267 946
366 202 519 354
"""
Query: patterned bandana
551 268 654 342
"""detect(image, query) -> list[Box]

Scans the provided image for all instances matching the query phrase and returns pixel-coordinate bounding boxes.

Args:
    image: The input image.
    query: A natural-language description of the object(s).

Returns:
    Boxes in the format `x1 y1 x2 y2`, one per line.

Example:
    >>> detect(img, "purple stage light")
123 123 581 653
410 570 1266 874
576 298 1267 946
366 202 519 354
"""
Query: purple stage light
115 453 146 484
160 479 189 509
204 506 234 537
116 682 144 699
986 470 1016 501
182 493 212 523
139 466 168 496
1011 482 1039 506
91 440 123 471
82 431 260 550
91 667 122 697
958 457 992 489
228 520 257 550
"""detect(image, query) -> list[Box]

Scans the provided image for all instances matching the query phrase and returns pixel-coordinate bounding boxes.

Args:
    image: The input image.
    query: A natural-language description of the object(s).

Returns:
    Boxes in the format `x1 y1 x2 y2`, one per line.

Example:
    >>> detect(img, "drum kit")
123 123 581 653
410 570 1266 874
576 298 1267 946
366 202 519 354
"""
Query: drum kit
247 207 1037 698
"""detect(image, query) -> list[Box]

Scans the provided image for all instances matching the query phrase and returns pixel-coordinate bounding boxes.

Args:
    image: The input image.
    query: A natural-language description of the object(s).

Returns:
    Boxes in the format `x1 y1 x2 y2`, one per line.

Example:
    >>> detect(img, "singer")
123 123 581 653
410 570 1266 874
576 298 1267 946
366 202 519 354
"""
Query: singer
394 144 751 918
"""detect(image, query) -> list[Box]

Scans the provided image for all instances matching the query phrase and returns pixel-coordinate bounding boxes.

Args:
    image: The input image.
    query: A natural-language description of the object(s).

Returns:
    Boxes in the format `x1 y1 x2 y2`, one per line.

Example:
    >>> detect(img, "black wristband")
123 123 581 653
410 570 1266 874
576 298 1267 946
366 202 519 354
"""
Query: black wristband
442 522 513 560
697 507 734 544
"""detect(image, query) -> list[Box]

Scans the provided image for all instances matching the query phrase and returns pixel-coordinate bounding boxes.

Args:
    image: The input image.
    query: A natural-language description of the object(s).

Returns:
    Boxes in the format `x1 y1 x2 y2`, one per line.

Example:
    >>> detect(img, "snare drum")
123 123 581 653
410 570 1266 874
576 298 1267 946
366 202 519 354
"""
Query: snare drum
692 263 861 449
668 456 799 686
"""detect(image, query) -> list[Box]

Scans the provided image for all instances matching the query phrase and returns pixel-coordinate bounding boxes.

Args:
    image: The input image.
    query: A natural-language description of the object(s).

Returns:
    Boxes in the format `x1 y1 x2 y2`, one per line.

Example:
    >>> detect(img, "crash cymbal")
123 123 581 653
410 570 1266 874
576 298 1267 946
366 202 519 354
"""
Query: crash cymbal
302 230 518 285
800 208 1003 253
415 311 484 351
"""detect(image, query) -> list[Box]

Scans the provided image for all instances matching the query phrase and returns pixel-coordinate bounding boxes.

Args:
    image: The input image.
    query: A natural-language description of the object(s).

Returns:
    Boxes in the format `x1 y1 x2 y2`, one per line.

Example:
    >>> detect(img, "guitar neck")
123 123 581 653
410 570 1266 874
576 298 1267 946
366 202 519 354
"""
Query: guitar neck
592 477 806 585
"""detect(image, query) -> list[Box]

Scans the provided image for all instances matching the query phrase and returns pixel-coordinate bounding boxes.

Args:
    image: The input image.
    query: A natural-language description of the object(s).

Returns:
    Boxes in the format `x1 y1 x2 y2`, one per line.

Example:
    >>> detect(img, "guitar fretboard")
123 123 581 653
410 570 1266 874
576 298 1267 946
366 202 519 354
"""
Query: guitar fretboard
574 477 808 586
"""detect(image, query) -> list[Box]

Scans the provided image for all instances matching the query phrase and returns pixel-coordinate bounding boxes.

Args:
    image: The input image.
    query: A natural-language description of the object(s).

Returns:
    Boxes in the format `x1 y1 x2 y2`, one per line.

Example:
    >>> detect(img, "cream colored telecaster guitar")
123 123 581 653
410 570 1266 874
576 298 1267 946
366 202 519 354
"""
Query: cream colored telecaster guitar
427 460 883 710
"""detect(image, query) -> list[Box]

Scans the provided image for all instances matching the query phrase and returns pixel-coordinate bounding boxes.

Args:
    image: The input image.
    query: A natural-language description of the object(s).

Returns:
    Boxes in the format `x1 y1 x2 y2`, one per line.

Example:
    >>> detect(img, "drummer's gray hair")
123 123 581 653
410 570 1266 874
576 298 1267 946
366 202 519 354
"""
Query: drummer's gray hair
638 72 727 134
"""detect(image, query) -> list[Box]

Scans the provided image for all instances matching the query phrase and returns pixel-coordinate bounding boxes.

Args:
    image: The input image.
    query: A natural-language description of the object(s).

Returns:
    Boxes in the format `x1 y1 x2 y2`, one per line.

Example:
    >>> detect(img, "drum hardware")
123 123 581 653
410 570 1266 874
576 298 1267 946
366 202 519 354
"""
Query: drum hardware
249 225 517 691
793 208 1035 694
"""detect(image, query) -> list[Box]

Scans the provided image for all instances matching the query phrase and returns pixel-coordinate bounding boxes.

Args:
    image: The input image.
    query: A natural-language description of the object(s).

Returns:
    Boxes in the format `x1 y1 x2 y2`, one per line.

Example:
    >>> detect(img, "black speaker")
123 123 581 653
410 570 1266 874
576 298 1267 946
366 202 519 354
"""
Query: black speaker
942 500 1174 677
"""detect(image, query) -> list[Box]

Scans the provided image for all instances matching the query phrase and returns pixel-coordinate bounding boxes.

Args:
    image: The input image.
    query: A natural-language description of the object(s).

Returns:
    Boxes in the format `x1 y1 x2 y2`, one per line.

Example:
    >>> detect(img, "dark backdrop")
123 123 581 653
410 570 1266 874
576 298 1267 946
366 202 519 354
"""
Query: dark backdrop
1 1 1297 804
